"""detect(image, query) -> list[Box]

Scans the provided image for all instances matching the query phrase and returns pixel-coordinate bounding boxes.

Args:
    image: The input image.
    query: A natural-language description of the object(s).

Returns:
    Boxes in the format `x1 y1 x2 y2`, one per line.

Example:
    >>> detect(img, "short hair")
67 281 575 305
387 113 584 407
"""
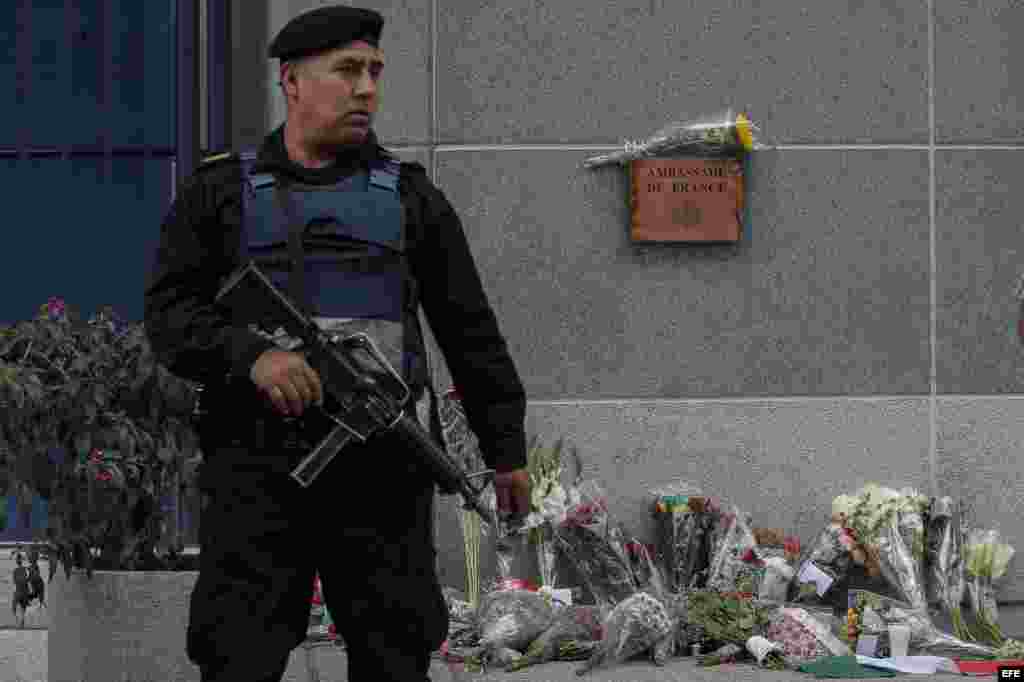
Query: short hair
279 55 315 99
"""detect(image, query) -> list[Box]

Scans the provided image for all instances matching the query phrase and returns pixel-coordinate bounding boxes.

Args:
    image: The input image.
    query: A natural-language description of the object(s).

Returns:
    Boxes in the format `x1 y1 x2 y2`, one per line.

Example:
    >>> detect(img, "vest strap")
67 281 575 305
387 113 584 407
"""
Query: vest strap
275 183 312 316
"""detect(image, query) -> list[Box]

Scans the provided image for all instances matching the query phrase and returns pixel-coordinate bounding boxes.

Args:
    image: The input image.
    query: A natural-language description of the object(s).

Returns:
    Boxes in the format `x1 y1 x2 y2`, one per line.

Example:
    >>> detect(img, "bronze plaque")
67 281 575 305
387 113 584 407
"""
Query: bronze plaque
630 157 744 242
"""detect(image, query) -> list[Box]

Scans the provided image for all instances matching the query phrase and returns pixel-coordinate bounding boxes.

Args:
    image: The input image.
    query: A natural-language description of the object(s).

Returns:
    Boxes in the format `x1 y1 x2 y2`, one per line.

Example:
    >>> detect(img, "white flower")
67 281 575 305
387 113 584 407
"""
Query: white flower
832 494 858 518
539 484 568 523
992 544 1016 579
566 486 582 509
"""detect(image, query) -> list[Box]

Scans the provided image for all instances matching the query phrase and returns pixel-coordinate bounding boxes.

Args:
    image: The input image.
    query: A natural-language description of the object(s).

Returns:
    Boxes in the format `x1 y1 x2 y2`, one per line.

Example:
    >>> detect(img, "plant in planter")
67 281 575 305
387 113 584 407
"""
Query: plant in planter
0 296 203 580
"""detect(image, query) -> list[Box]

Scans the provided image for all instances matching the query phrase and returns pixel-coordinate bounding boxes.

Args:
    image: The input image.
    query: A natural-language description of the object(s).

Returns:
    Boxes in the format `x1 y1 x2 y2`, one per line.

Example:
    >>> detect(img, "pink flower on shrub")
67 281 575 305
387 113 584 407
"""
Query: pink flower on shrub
46 297 66 319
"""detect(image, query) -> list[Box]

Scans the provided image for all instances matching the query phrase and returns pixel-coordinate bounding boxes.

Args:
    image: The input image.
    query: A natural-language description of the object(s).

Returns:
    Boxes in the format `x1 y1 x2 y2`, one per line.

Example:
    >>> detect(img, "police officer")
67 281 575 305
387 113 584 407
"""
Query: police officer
143 6 531 681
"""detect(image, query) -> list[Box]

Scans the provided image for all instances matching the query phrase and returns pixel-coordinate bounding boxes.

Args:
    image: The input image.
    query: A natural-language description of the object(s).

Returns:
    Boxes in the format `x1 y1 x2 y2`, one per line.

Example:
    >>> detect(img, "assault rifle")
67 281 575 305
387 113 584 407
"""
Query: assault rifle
211 260 496 521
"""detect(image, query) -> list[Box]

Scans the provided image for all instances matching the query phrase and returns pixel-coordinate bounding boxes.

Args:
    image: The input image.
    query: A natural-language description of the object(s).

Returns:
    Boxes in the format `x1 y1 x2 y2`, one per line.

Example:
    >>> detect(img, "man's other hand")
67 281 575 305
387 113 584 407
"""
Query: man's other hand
494 468 531 522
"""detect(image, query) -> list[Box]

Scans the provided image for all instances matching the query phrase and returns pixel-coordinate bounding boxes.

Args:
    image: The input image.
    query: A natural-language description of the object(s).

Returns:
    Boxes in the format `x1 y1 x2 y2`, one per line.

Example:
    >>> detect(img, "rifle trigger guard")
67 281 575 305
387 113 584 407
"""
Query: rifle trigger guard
329 332 411 408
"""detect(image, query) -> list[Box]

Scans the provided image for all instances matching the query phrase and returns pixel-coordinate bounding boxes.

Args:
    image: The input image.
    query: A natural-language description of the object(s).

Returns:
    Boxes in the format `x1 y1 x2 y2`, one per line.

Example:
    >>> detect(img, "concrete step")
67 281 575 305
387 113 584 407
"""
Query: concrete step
0 629 954 682
286 643 901 682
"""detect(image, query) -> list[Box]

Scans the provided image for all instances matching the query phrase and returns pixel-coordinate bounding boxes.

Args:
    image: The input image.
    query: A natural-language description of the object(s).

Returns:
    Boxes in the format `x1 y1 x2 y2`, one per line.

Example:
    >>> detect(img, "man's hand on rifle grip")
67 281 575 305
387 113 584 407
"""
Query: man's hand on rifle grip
250 348 324 417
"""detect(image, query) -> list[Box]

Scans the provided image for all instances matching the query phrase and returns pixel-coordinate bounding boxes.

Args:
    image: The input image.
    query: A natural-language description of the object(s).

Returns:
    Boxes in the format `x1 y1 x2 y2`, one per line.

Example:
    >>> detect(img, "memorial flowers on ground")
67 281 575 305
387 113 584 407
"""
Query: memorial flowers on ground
438 471 1018 677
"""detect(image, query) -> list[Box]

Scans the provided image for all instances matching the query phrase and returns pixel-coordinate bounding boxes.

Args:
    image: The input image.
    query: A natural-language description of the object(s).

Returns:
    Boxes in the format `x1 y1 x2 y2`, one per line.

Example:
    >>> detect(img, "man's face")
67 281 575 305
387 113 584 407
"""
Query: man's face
283 40 384 147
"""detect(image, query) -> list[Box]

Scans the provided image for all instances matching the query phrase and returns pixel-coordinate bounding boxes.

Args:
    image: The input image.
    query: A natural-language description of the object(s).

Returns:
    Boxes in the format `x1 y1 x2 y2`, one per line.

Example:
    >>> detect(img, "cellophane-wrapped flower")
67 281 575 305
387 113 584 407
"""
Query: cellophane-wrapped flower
705 504 764 594
685 589 772 649
926 497 973 640
474 588 556 656
622 536 677 664
553 480 637 610
766 606 851 667
575 591 674 676
965 527 1016 646
832 484 930 611
521 436 583 590
650 480 711 593
507 604 603 671
581 109 766 169
755 529 799 603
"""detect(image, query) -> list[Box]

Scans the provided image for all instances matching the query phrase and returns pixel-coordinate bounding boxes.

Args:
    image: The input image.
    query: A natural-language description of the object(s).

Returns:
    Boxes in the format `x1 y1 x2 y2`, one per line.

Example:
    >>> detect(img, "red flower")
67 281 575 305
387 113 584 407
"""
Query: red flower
784 536 801 555
741 548 757 563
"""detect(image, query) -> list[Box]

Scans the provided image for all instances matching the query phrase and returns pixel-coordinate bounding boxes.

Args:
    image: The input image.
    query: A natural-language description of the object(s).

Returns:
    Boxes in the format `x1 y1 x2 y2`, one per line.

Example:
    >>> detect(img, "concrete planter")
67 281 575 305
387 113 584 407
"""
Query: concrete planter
48 568 199 682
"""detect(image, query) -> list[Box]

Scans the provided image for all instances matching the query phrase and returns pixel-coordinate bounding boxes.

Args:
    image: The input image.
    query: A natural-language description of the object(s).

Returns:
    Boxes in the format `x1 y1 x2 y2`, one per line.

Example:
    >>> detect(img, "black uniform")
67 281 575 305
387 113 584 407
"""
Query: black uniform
144 126 527 682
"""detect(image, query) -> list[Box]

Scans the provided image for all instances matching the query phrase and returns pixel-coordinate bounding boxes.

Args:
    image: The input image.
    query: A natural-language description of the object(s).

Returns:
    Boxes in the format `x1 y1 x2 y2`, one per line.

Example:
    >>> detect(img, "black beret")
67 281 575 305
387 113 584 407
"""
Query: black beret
268 6 384 62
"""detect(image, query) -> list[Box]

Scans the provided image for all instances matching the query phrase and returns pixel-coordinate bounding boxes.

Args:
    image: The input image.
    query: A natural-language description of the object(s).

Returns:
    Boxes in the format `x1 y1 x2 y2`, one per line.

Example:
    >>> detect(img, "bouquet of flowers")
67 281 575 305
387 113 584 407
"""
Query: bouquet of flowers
753 529 800 603
507 605 604 671
575 591 674 676
705 505 764 595
685 589 771 647
831 483 930 610
474 588 556 655
925 497 973 640
766 606 852 666
552 480 637 611
650 481 715 592
965 527 1016 645
520 435 584 590
581 108 766 168
624 539 666 597
621 536 678 664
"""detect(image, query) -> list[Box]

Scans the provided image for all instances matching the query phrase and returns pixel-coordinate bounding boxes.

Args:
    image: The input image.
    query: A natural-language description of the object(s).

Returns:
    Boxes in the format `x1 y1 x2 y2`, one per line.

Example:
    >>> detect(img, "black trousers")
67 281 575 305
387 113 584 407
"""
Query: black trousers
186 414 449 682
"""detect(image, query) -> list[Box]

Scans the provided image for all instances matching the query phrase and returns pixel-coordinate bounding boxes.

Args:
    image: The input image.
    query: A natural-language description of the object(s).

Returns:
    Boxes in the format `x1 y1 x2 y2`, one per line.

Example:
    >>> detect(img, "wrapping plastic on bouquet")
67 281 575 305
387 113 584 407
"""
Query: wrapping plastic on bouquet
794 523 851 606
582 108 769 169
965 525 1016 644
475 588 556 653
759 557 796 603
925 497 953 606
766 606 851 666
553 480 637 610
705 504 763 594
875 516 928 611
507 605 604 671
575 591 674 676
650 480 710 593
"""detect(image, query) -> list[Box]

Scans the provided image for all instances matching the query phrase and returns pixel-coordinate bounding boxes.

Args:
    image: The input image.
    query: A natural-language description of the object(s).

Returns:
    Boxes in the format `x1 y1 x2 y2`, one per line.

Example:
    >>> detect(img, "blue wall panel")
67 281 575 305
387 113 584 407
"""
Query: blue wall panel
0 157 173 325
1 0 174 150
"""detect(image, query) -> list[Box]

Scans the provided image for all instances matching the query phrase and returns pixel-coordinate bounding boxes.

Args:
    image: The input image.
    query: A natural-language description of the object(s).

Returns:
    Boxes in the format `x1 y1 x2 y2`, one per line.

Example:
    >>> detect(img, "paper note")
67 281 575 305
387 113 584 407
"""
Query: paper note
855 635 879 657
797 561 834 596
